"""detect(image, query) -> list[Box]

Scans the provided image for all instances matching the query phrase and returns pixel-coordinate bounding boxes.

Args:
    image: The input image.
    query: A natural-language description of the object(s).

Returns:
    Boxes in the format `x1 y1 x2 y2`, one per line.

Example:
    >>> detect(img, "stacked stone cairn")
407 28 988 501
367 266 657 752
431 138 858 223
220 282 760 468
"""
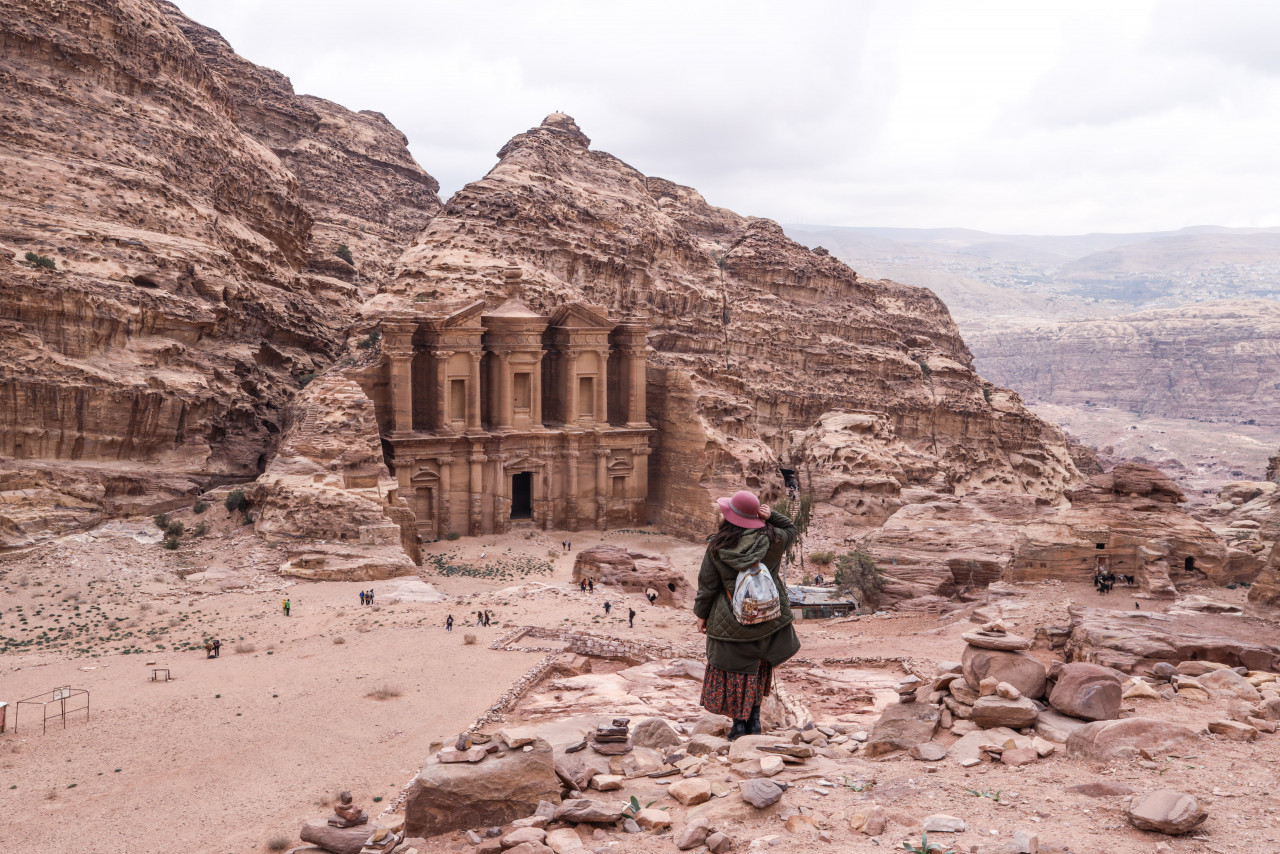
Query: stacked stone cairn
588 718 633 756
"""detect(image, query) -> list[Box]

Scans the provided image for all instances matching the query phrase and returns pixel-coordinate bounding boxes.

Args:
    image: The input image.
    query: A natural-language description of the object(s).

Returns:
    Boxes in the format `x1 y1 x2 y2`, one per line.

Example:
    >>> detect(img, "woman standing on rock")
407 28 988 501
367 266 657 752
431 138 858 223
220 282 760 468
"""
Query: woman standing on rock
694 490 799 740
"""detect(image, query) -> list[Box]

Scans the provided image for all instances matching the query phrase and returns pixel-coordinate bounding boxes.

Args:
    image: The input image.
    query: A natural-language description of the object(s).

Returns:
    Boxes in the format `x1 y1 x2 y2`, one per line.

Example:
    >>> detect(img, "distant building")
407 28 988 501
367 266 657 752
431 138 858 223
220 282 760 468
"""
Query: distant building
787 585 859 619
372 276 653 539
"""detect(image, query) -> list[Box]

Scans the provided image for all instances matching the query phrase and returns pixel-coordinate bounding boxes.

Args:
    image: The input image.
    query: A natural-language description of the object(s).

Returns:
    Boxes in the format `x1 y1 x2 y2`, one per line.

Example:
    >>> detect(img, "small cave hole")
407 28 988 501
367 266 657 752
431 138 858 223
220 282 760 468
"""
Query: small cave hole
131 275 159 288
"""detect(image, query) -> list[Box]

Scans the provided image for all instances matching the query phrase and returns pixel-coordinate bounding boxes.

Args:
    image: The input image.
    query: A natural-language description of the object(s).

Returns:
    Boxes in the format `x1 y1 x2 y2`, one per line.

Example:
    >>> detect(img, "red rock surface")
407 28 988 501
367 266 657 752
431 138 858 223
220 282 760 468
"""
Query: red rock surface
0 0 440 546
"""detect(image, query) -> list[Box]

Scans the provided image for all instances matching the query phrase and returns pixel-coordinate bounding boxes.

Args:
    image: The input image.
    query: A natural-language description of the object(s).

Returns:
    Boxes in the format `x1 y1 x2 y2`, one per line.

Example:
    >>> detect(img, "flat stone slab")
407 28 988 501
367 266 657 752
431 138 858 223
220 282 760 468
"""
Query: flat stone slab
963 630 1032 651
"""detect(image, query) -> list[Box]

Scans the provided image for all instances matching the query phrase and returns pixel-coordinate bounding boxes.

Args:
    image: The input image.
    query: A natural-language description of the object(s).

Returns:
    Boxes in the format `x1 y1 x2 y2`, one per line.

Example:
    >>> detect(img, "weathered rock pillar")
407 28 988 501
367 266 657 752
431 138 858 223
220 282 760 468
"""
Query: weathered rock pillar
532 351 546 427
384 321 417 435
433 350 454 433
496 352 513 430
564 352 580 426
595 448 609 530
468 445 486 535
565 438 580 531
436 455 452 536
594 349 609 423
466 352 482 433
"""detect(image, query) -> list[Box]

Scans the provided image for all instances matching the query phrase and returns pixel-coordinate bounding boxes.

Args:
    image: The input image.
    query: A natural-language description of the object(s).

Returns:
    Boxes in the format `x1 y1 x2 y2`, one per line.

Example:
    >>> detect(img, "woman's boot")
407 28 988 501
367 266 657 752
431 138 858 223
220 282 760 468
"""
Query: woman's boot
747 704 762 735
727 719 748 741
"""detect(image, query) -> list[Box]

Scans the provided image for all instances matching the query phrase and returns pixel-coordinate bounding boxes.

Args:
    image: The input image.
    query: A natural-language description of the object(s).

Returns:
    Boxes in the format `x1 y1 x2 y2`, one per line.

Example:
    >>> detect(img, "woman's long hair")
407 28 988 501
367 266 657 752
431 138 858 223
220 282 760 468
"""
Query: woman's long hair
707 517 778 553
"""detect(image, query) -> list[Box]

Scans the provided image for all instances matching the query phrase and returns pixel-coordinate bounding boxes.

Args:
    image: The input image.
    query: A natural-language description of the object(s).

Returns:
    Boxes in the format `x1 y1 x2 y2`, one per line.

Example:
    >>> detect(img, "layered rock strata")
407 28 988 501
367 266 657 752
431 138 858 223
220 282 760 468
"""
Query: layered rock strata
0 0 441 546
967 299 1280 429
365 113 1079 539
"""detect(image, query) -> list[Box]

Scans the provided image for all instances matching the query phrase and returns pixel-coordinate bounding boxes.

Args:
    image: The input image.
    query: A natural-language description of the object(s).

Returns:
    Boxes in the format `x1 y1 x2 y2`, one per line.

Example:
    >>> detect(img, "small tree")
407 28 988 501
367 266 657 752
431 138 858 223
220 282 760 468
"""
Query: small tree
153 513 170 530
225 488 248 514
833 549 885 611
25 251 56 270
336 244 354 266
165 520 184 539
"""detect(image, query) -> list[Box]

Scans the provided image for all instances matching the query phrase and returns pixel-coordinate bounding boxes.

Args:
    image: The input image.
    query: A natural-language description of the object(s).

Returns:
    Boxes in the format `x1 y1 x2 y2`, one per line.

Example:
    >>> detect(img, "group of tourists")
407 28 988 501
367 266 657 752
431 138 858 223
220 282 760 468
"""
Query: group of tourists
203 638 221 658
280 598 290 616
358 589 375 606
560 540 573 552
579 578 595 593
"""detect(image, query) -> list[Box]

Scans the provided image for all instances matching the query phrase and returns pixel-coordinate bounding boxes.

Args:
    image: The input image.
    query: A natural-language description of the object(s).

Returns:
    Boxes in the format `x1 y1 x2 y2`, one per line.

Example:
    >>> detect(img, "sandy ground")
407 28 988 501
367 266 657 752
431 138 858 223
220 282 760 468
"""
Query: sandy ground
4 508 1280 854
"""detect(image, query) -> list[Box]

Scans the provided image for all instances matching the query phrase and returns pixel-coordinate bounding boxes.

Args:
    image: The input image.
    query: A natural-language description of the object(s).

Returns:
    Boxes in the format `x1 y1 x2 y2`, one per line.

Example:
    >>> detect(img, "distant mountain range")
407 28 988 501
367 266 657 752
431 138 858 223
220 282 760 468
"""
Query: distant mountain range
785 224 1280 318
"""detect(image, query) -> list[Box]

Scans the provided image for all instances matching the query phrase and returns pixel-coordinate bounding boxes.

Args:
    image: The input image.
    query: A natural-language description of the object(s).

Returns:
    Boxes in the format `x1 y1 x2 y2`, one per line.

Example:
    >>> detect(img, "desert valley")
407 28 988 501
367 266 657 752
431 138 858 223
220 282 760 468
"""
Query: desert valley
3 3 1280 854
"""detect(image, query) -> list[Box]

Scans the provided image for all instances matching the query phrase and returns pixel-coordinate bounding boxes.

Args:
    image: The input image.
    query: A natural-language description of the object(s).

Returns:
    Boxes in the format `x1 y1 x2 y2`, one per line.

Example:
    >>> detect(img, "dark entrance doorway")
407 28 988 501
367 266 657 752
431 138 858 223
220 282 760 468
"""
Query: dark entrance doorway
511 472 533 519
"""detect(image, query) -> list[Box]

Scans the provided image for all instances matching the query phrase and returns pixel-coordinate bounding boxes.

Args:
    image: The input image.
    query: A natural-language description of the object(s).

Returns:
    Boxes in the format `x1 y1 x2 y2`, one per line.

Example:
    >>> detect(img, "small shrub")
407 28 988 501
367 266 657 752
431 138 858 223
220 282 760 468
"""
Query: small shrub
165 520 184 538
153 513 170 530
356 329 382 350
445 531 461 541
833 549 885 609
913 356 933 379
225 488 248 514
372 795 383 803
332 636 345 644
162 536 180 551
463 633 477 645
138 602 151 613
296 371 317 389
193 501 208 515
25 251 56 270
366 684 402 700
234 642 256 654
18 574 30 587
266 835 291 851
809 550 835 567
336 244 354 266
193 521 208 537
982 387 992 403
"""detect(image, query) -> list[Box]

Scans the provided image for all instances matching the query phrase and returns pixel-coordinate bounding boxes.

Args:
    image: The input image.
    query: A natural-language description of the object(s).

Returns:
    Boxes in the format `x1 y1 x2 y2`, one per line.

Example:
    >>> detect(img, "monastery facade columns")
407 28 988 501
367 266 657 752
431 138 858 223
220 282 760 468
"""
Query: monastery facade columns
595 448 609 530
466 351 482 433
436 455 452 536
384 320 417 435
433 350 454 433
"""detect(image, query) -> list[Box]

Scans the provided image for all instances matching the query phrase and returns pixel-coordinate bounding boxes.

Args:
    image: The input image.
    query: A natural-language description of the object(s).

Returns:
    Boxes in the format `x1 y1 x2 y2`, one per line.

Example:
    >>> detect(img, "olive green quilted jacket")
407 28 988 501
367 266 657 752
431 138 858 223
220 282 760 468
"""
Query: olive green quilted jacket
693 510 797 642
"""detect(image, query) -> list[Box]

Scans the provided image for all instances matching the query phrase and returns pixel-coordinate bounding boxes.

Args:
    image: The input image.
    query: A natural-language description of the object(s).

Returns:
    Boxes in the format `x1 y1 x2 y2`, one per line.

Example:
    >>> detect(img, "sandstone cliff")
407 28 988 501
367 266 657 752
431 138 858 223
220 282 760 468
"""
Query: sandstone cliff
966 300 1280 429
367 114 1080 538
0 0 440 546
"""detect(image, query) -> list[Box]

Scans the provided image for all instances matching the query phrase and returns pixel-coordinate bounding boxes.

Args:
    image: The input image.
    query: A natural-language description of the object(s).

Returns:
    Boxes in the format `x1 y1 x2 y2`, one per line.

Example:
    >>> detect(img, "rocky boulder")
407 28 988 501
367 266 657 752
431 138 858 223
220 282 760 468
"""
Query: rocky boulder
632 717 683 750
1126 790 1208 835
572 546 691 606
1198 668 1263 701
1048 663 1123 721
1066 718 1200 762
971 695 1039 729
1064 605 1280 673
864 701 940 757
405 738 560 837
962 646 1047 699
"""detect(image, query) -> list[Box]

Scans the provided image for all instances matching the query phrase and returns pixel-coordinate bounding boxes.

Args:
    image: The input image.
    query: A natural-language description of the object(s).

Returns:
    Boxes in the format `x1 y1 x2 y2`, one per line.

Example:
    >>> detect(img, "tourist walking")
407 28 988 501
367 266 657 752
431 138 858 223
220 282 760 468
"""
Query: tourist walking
284 598 290 616
475 611 483 628
212 638 221 658
693 490 799 741
628 607 636 628
446 615 454 632
588 578 594 594
367 589 374 605
604 600 611 616
360 591 366 606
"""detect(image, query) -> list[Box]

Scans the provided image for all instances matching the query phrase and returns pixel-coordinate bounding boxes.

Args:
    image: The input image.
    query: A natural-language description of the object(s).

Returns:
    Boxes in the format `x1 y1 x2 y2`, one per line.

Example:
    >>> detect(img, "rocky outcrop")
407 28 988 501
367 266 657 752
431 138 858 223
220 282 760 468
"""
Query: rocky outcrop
865 464 1230 603
248 372 419 562
1062 605 1280 673
367 113 1079 540
0 0 440 547
571 545 690 605
967 299 1280 429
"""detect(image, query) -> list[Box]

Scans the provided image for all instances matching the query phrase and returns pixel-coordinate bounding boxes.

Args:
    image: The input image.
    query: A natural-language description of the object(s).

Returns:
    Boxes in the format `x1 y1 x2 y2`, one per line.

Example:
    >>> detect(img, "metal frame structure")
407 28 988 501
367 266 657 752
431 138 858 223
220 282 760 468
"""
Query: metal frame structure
14 686 89 734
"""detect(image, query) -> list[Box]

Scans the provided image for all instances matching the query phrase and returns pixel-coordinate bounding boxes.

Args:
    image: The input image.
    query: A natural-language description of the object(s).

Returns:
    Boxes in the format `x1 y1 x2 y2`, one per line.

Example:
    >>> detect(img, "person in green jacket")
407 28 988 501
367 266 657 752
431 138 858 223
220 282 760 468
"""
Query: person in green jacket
694 490 800 740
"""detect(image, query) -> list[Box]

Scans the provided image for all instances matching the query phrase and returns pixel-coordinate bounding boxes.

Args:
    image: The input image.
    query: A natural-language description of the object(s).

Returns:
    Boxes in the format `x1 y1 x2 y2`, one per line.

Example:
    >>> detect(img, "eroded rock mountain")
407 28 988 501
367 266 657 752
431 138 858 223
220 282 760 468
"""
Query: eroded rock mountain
363 113 1080 538
0 0 441 545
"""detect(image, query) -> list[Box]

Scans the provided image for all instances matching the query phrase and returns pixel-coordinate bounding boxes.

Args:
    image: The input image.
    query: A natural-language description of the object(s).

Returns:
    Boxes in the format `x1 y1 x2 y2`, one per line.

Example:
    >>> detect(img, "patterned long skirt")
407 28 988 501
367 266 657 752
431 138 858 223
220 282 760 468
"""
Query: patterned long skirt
699 661 774 719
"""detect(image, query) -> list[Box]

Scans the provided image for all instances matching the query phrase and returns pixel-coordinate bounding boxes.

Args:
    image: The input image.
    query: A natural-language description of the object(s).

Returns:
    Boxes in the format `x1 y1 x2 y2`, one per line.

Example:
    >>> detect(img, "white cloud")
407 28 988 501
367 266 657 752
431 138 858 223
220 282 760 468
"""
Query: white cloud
172 0 1280 233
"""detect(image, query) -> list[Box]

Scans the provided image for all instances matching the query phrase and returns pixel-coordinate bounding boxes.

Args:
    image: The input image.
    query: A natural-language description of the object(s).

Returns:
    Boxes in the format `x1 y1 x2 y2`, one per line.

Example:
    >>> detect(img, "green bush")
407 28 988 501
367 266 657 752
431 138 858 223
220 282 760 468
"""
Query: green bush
161 536 180 551
193 501 208 515
445 531 461 541
833 550 885 609
357 330 382 350
153 513 170 530
810 550 835 567
193 521 208 537
296 371 317 389
913 356 932 379
225 488 248 514
25 251 56 270
165 520 184 538
982 387 992 403
336 244 354 266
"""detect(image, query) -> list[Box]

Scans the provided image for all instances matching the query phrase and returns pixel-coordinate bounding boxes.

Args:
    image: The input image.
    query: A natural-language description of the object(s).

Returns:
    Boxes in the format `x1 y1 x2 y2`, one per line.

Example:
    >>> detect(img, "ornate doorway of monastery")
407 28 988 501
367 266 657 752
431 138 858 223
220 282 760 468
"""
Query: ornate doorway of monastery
511 471 533 519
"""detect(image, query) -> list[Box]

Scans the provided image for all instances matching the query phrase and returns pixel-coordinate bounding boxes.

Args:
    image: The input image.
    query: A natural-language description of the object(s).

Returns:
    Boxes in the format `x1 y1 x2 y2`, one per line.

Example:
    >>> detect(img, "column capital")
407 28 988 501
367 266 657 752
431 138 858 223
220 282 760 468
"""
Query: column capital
467 350 483 363
468 453 488 464
633 445 653 456
432 349 455 359
593 448 611 459
385 344 414 359
435 456 454 466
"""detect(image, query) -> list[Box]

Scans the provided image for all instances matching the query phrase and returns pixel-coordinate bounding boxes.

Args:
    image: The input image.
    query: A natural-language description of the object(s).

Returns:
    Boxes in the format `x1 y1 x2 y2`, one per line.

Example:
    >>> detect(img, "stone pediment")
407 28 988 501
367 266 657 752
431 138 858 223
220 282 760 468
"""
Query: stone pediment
549 302 613 329
411 299 487 331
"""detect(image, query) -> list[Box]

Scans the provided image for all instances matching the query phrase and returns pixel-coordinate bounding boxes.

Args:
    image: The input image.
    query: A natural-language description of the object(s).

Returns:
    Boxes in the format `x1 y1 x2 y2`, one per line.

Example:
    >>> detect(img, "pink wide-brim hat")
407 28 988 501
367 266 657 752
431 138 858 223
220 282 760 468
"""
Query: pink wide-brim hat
717 490 765 529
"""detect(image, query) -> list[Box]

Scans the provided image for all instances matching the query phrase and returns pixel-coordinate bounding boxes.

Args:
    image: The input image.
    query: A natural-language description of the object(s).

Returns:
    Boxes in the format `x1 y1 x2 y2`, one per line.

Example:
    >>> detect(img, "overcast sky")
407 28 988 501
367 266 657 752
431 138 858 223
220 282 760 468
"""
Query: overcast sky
174 0 1279 234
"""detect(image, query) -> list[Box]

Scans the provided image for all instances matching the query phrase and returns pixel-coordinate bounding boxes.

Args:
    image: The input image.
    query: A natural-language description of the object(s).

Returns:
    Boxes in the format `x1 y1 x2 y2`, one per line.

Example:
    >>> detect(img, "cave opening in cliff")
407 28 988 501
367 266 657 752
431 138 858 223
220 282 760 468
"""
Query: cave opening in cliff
1185 556 1196 573
511 471 532 519
780 468 798 490
131 275 158 288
